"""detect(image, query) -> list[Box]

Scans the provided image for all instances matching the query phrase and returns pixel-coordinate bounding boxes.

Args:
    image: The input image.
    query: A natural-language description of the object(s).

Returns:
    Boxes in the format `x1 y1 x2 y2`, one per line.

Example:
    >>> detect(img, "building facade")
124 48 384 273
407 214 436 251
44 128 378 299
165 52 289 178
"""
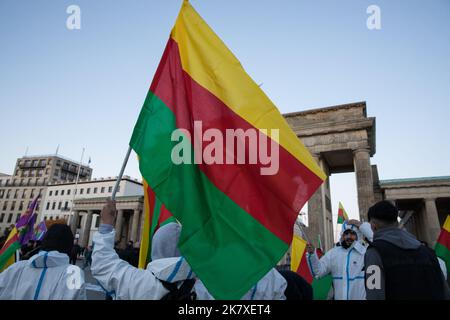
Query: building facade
41 176 144 248
0 155 92 236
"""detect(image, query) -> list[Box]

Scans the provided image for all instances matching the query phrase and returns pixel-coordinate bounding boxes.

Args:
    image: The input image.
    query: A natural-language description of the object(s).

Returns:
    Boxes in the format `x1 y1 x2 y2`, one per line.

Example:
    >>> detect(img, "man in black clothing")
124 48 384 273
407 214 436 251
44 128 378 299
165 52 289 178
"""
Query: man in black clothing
364 200 449 300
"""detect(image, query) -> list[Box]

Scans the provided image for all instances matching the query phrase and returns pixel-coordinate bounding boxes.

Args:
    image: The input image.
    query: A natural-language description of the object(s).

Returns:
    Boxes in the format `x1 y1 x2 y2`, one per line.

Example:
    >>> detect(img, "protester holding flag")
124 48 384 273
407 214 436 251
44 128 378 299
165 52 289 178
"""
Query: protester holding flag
0 224 86 299
306 219 373 300
91 199 197 300
364 201 449 300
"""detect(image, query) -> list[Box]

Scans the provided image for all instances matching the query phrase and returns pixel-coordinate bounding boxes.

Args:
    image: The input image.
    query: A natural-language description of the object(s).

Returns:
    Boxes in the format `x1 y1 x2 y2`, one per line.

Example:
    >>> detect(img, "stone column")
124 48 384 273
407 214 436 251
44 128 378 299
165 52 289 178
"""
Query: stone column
81 210 94 247
307 154 326 249
353 148 375 221
423 198 441 247
70 211 80 235
115 209 124 242
131 209 140 244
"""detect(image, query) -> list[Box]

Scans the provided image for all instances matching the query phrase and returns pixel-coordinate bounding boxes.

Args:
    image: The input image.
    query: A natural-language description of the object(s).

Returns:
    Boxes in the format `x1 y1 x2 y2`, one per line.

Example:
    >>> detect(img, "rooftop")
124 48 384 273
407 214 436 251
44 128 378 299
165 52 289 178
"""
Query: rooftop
20 154 91 167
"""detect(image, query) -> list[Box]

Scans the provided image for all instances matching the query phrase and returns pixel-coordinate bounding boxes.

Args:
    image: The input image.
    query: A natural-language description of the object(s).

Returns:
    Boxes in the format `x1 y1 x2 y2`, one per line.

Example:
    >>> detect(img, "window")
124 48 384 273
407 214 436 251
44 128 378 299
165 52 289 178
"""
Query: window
49 190 53 196
31 170 36 177
38 169 43 177
0 213 4 223
101 187 105 193
108 186 113 193
20 179 24 186
87 188 90 194
27 178 32 186
67 189 71 196
80 189 84 195
2 202 8 211
11 201 15 211
6 190 10 199
54 170 59 177
56 216 59 220
40 159 47 167
61 190 64 196
64 201 68 210
58 202 62 210
93 187 97 194
16 214 20 222
5 179 9 186
7 214 13 223
0 190 3 199
18 202 23 211
52 202 56 210
32 160 38 167
43 178 47 185
55 190 58 196
30 189 35 198
95 215 100 228
46 202 50 210
36 201 40 211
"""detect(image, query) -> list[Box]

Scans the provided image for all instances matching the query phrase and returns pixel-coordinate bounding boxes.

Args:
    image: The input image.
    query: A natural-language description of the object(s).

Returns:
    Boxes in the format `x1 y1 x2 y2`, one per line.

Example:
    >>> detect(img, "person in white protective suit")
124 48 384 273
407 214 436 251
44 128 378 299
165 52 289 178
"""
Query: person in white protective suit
0 224 86 300
306 219 373 300
91 199 288 300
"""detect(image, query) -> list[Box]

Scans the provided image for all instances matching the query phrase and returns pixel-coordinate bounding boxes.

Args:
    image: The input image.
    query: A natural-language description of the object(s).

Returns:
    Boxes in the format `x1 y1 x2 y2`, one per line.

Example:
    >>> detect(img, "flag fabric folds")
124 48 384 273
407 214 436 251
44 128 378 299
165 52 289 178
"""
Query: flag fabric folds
290 234 313 284
138 179 176 269
337 201 349 224
0 227 20 271
33 220 47 242
130 1 326 299
435 215 450 278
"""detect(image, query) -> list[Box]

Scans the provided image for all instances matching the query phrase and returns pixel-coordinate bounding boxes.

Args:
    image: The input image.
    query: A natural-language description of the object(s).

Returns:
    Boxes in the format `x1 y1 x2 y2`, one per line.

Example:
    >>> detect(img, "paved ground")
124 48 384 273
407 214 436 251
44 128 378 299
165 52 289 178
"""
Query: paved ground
75 258 107 300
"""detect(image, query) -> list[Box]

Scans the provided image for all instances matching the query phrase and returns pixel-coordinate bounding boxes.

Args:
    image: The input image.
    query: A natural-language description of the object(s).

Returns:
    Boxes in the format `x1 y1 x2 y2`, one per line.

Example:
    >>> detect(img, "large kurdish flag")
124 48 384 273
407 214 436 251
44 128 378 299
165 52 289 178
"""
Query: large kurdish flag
337 201 349 224
130 1 326 299
435 215 450 277
138 179 176 269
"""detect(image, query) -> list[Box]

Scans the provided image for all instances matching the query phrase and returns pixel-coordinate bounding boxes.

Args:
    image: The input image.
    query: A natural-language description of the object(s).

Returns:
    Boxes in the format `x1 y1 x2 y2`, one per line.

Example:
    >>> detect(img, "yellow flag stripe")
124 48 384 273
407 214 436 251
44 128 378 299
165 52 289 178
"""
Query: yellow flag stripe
170 1 326 181
443 215 450 233
290 235 307 272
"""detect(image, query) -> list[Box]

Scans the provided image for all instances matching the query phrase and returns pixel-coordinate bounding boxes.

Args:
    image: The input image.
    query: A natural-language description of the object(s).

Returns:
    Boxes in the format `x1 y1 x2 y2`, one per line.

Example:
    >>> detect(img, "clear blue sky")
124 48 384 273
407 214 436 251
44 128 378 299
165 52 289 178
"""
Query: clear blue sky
1 0 449 225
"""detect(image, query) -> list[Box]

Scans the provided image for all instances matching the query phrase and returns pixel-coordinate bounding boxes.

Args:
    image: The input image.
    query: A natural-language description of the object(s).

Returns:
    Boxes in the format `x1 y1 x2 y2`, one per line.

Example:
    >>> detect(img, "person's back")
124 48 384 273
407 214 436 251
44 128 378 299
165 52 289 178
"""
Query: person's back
365 201 448 300
0 224 86 300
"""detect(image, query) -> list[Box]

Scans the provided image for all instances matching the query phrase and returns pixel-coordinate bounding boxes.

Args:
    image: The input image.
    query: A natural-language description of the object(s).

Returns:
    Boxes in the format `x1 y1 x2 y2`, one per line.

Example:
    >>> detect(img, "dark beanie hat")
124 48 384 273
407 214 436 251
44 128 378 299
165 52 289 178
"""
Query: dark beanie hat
367 200 398 223
41 224 74 256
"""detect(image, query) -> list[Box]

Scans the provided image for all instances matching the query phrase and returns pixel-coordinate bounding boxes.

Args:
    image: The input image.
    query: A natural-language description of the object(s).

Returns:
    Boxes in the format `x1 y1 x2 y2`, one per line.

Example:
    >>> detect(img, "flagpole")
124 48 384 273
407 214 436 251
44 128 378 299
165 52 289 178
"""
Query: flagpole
111 146 132 201
69 148 85 226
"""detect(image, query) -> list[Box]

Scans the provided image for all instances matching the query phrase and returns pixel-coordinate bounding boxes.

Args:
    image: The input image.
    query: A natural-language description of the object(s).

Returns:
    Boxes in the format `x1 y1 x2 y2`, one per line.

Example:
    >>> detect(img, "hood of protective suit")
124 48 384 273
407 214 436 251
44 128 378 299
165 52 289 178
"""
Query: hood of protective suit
151 222 182 261
373 227 421 250
29 250 70 268
147 257 194 283
340 221 363 240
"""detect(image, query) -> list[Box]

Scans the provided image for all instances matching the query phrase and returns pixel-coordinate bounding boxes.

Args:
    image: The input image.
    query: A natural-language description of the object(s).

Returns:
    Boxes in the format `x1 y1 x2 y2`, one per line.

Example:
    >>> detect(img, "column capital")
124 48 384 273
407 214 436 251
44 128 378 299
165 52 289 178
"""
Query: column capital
424 197 436 203
352 147 371 155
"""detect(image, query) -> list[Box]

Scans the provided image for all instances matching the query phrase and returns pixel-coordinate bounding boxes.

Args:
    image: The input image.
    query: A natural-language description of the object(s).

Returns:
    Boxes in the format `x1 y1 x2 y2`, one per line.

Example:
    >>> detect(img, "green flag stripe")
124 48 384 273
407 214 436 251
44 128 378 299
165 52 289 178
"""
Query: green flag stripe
435 242 450 275
130 91 288 299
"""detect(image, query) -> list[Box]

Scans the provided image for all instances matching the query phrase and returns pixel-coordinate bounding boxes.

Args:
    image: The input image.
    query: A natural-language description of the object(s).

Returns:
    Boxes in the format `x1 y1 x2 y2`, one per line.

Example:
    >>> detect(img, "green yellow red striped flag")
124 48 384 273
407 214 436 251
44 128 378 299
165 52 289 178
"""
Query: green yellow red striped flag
0 227 20 272
138 179 176 269
337 201 349 224
129 0 326 299
290 235 313 284
435 215 450 277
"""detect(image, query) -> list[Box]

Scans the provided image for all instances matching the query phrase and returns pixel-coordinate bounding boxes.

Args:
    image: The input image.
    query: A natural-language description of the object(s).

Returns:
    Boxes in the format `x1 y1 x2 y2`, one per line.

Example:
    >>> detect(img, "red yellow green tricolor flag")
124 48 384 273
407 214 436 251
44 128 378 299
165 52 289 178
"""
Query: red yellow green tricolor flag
0 227 20 272
129 0 326 299
435 215 450 277
138 179 176 269
290 235 313 284
337 201 349 224
290 234 333 300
